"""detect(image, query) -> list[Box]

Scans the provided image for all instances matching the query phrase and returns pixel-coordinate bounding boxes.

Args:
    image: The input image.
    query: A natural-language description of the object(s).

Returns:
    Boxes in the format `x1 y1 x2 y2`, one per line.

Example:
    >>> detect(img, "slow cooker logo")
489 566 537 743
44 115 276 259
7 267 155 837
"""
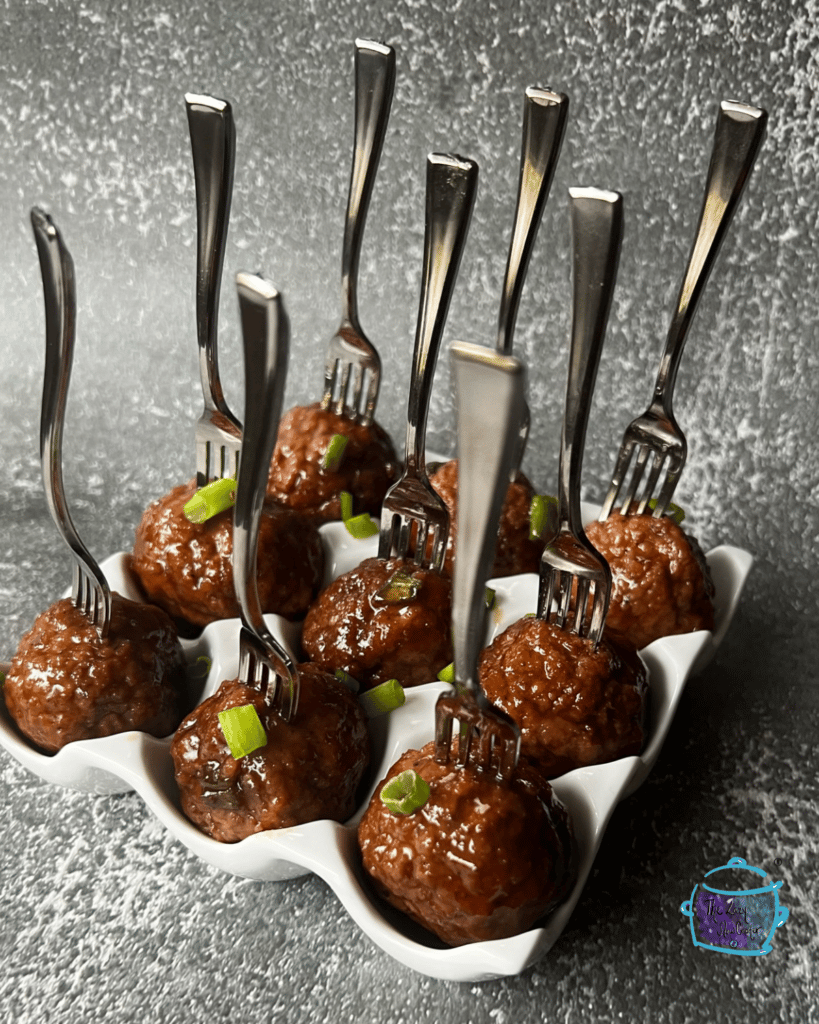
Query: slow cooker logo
680 856 789 956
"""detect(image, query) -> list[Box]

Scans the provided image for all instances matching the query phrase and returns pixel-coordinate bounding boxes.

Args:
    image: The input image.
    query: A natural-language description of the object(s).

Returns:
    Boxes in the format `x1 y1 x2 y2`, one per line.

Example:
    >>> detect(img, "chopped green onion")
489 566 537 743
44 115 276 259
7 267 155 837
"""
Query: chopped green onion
184 477 237 523
529 494 558 540
322 433 349 473
648 498 686 525
186 655 212 681
524 612 537 619
340 489 354 522
217 703 267 759
437 662 455 683
344 513 379 539
0 670 5 687
380 769 430 815
485 587 496 610
377 569 420 604
334 668 360 693
360 678 405 718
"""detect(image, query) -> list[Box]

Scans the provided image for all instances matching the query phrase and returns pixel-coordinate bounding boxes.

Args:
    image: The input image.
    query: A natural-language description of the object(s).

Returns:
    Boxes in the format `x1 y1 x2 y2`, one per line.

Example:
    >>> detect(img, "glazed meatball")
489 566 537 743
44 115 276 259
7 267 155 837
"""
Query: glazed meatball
301 557 452 690
584 510 715 650
266 403 399 523
358 741 576 946
131 480 325 630
171 662 370 842
427 459 545 577
479 617 648 778
4 594 186 753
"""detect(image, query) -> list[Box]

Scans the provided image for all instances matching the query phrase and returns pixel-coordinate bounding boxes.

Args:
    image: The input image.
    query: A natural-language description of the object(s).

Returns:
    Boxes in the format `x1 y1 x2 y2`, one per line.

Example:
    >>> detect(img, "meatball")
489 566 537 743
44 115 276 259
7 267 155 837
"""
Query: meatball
266 403 399 523
170 662 370 842
426 460 544 577
3 594 186 753
358 741 576 946
584 510 715 650
479 617 648 778
301 557 452 690
131 480 325 630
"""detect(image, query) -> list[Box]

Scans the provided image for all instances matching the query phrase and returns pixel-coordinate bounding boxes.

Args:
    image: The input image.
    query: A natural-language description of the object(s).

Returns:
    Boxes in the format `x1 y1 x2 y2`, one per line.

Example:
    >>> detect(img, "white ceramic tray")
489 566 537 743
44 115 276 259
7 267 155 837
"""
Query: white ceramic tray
0 502 752 981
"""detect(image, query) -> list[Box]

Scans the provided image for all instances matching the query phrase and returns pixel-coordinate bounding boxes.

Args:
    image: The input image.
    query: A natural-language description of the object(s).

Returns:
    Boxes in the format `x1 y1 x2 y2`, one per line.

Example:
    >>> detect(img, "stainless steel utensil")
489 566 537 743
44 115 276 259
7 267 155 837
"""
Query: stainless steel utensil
379 153 478 568
599 100 767 520
434 342 525 780
32 208 112 637
186 92 243 486
497 87 568 470
233 274 299 721
537 188 623 647
322 39 396 424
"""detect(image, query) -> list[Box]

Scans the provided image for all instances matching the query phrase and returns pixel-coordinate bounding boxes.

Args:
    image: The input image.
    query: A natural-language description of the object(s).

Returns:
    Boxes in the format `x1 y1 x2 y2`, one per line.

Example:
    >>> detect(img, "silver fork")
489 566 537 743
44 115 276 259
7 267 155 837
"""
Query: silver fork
434 342 526 780
321 39 395 424
496 87 568 472
537 188 623 647
186 92 243 486
32 208 112 637
379 153 479 568
233 273 299 721
599 100 768 520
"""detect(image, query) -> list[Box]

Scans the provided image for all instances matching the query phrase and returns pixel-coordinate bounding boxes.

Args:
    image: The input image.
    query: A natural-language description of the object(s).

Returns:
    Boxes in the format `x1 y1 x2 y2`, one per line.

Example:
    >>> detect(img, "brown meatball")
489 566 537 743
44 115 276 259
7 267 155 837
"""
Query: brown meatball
358 741 576 946
301 557 452 690
171 662 370 842
584 511 715 650
266 403 399 523
479 617 648 777
4 594 186 753
427 460 544 577
131 480 325 629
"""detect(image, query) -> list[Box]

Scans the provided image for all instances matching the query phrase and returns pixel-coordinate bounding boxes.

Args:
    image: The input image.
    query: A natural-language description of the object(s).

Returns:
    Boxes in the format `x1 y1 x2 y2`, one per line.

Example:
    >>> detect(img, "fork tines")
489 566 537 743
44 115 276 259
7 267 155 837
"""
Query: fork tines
238 628 299 723
321 332 380 423
434 690 520 783
196 408 242 487
378 475 449 570
536 535 611 645
599 413 686 520
72 561 112 637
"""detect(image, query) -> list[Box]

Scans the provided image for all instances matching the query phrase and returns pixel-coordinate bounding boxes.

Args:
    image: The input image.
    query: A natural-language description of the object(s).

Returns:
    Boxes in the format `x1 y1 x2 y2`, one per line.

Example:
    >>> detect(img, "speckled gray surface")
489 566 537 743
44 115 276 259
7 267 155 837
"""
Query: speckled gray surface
1 0 817 1021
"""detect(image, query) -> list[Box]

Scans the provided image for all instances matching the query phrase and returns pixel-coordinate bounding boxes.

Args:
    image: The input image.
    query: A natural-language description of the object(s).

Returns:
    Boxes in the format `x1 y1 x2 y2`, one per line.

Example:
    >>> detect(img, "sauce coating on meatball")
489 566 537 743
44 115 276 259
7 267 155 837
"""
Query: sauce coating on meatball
358 741 576 946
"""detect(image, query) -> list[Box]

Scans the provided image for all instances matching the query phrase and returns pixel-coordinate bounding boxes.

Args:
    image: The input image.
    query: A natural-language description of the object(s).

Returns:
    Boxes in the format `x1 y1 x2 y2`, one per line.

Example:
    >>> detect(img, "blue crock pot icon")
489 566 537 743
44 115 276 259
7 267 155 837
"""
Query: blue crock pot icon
680 857 789 956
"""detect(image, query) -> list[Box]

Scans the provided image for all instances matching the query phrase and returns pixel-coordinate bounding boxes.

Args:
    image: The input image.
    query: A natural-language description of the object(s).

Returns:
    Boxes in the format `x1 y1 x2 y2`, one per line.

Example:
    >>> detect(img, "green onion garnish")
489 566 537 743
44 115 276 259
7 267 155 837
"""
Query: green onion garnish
184 477 237 523
340 489 354 522
344 513 379 539
334 668 360 693
437 662 455 683
648 498 686 525
529 494 557 540
217 704 267 759
376 569 421 604
186 655 212 681
322 433 349 473
359 678 405 719
380 769 430 815
524 612 537 619
485 587 496 610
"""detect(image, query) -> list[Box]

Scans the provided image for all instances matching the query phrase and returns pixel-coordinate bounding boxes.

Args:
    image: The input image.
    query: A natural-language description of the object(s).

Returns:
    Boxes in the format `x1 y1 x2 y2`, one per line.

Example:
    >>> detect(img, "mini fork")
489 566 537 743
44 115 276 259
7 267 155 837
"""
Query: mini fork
321 39 396 424
233 273 299 721
186 92 243 486
32 208 112 637
497 87 568 472
379 153 478 568
537 188 623 647
599 100 768 520
434 342 526 781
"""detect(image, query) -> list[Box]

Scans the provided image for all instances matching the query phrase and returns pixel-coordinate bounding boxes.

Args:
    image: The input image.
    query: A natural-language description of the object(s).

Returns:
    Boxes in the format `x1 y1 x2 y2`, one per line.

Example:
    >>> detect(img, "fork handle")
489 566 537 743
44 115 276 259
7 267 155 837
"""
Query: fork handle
233 274 295 678
560 189 623 534
405 153 479 475
451 342 526 701
653 100 767 415
497 88 568 355
186 93 241 427
31 209 111 623
340 39 396 330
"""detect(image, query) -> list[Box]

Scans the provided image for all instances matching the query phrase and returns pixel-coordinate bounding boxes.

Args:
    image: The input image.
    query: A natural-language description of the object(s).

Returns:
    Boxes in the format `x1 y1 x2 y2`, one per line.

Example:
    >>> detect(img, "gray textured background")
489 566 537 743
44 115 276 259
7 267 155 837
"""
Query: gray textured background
1 0 816 1021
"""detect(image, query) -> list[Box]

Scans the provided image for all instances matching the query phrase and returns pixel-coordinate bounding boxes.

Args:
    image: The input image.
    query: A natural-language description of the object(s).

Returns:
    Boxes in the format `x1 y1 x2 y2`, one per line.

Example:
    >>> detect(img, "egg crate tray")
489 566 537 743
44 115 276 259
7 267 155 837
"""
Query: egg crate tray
0 501 751 982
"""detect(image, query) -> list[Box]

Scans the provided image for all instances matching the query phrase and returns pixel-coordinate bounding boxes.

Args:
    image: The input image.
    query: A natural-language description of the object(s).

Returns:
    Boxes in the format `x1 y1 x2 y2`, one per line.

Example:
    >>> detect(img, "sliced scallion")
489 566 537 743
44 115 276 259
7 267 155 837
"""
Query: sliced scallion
359 678 405 719
334 668 360 693
184 477 237 524
437 662 455 683
217 703 267 759
376 569 420 604
380 769 430 815
648 498 686 525
344 513 379 539
485 587 496 610
322 433 349 473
